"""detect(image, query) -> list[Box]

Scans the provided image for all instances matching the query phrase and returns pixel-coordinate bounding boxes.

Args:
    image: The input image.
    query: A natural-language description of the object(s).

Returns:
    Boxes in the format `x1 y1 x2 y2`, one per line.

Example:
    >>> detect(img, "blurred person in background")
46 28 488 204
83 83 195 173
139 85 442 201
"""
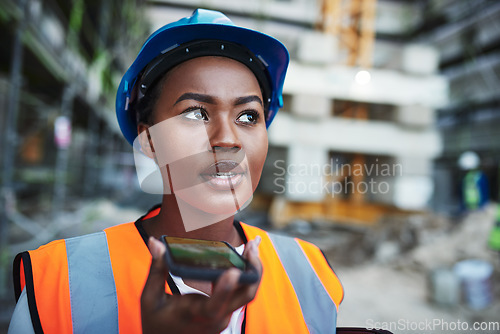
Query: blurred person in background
8 9 343 334
458 151 489 211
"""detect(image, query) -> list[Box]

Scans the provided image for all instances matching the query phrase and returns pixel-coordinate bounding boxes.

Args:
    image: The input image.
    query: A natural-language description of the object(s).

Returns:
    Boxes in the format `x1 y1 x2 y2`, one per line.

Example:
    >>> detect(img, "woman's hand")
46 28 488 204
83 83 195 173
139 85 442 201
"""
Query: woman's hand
141 236 262 334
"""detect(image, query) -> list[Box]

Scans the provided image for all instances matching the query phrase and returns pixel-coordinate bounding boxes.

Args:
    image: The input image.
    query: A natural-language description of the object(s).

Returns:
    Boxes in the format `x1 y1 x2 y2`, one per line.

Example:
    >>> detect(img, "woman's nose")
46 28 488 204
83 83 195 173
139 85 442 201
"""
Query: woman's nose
207 116 242 151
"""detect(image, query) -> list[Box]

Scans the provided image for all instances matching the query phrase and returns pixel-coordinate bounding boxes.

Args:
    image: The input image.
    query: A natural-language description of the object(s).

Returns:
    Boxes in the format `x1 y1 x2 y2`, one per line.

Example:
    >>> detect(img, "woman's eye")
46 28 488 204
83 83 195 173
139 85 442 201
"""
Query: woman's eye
237 112 259 124
184 108 207 121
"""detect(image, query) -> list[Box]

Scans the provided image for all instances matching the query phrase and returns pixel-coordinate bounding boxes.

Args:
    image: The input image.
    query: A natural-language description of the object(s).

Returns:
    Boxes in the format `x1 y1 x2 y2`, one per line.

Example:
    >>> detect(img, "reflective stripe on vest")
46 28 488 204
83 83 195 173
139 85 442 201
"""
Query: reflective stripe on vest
66 232 119 334
243 223 342 333
269 233 337 333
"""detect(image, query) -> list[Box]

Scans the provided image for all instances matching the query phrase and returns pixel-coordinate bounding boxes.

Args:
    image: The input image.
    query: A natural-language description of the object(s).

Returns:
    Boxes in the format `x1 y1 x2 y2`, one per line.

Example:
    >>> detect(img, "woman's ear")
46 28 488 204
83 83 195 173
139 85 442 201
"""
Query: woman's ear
137 123 156 160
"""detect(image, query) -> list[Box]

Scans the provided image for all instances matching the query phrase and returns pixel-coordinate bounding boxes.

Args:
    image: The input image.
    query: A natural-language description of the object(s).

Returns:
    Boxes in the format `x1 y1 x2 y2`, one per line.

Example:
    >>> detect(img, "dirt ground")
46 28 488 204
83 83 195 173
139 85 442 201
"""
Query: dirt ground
327 206 500 333
336 263 499 333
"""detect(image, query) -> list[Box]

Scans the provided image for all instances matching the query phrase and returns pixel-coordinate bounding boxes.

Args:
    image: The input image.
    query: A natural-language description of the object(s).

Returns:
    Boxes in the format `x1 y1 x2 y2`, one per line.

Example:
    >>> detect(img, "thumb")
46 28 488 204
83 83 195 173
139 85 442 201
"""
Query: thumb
141 236 168 311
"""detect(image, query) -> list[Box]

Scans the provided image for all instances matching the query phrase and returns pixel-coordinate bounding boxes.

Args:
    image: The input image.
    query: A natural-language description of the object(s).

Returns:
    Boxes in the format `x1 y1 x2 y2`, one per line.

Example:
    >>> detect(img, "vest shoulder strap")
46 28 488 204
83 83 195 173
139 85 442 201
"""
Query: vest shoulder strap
65 232 119 334
240 223 343 333
14 231 122 334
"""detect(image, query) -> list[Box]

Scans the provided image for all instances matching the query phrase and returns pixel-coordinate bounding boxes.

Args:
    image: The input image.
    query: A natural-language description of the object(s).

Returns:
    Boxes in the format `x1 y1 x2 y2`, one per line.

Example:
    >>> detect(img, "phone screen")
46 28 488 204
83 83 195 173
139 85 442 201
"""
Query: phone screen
164 237 246 270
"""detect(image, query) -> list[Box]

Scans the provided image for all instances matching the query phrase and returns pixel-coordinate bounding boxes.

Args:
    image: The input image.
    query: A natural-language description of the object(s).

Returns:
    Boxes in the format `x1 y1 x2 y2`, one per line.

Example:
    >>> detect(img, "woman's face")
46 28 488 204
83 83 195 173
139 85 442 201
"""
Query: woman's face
140 56 268 221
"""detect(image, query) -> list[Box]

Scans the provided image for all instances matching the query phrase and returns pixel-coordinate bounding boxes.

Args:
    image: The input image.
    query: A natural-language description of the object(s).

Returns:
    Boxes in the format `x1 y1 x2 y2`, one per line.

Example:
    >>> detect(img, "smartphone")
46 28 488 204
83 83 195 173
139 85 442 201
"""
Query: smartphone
161 235 258 284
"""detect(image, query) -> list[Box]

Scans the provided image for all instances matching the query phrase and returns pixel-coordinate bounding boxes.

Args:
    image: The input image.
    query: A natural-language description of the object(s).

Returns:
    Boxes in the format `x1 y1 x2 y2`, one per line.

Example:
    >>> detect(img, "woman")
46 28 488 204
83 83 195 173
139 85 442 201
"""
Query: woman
9 9 343 334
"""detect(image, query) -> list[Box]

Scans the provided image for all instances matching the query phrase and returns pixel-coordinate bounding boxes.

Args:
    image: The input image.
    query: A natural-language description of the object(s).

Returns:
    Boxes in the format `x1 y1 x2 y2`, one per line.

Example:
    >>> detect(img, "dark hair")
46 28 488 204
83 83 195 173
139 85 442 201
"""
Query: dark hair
134 75 167 126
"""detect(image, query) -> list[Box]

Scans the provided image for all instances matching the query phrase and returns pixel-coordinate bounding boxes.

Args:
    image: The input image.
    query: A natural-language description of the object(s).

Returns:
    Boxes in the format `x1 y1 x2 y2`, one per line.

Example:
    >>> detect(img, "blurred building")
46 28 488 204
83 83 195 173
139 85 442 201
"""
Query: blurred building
1 0 498 223
145 0 449 225
0 0 150 213
416 0 500 214
0 1 151 302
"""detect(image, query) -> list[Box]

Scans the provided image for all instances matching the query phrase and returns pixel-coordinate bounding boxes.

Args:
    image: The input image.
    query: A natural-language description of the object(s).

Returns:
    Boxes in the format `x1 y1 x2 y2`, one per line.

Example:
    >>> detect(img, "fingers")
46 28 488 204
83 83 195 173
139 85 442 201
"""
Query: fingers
242 236 263 286
210 237 263 313
243 236 262 273
140 236 263 334
226 236 262 309
141 237 168 312
208 268 241 316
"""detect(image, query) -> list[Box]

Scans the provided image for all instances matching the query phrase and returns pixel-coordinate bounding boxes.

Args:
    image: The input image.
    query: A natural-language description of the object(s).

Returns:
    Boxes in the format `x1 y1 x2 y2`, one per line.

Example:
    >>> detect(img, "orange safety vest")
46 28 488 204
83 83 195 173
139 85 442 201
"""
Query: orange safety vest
14 207 343 334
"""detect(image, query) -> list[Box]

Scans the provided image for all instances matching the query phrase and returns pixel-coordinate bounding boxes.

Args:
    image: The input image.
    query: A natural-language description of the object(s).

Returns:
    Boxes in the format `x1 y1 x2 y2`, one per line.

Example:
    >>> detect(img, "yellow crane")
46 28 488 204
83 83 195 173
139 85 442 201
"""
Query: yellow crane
267 0 411 227
318 0 377 69
319 0 375 204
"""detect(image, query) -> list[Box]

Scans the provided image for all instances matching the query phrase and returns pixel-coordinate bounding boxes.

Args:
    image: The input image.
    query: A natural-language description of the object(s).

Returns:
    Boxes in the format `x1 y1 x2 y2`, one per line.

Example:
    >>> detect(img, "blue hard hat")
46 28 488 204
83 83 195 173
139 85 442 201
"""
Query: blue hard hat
116 8 289 146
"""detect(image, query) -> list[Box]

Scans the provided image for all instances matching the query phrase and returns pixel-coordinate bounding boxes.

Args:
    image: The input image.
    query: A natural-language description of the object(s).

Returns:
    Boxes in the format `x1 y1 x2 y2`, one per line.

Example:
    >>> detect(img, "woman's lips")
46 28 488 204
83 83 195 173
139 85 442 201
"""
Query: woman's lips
199 160 246 190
